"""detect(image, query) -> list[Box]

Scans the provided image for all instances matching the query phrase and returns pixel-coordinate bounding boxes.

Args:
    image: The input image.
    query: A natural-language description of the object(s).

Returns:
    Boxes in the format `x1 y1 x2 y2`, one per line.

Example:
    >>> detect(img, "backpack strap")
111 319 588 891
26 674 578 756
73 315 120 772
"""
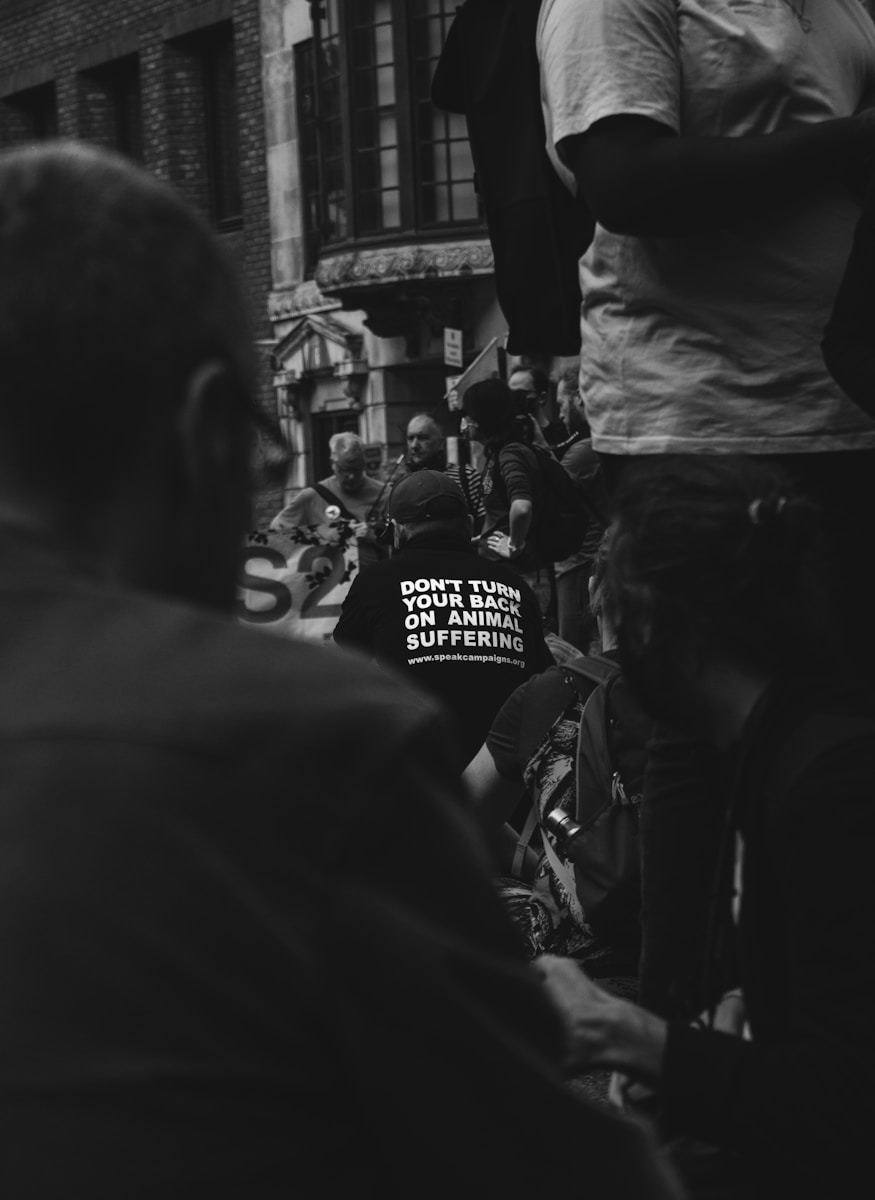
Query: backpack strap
511 806 541 879
563 652 620 693
519 664 579 760
312 482 357 522
518 656 608 921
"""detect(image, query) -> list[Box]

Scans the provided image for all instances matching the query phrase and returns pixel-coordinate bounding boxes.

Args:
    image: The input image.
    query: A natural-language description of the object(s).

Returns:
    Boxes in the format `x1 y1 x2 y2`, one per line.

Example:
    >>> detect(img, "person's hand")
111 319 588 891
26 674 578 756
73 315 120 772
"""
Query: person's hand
529 415 550 448
485 532 522 559
352 521 370 540
704 988 748 1038
533 954 668 1083
532 954 627 1072
608 1071 659 1112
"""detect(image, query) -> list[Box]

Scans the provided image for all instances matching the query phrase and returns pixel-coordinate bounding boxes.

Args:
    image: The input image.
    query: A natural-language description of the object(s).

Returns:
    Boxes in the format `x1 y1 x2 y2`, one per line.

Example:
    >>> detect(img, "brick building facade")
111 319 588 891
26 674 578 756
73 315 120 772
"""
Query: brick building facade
0 0 525 527
257 1 511 517
0 0 278 523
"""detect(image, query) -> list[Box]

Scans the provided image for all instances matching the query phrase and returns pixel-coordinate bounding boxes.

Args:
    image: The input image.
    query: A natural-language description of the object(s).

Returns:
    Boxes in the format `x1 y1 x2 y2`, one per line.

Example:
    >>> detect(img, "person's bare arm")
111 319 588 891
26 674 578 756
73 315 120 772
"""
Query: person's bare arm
484 498 533 560
463 743 526 832
562 109 875 237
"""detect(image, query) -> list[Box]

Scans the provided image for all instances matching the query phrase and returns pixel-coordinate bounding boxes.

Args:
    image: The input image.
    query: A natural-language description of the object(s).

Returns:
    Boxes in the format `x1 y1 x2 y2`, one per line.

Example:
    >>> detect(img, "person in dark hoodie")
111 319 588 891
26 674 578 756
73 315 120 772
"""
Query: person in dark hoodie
334 470 552 765
534 454 875 1200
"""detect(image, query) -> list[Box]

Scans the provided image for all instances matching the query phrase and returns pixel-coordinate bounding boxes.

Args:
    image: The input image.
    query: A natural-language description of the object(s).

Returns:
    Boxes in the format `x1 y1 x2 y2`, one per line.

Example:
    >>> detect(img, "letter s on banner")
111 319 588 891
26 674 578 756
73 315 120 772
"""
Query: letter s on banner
235 528 359 642
236 546 293 624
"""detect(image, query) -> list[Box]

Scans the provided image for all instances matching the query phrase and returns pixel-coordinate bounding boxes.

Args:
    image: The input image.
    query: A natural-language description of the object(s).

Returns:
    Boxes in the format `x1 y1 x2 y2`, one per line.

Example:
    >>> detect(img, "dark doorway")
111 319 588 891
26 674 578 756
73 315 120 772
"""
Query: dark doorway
311 412 360 481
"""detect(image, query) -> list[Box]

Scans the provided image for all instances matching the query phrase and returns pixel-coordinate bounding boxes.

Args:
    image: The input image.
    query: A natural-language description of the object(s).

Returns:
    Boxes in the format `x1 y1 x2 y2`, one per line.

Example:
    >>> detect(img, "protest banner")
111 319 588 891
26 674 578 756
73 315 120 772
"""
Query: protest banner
235 522 359 642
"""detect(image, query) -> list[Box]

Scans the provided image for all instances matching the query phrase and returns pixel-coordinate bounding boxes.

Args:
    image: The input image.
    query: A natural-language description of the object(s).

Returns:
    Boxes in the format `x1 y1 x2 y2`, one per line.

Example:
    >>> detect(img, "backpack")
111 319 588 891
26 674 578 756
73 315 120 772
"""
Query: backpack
515 653 652 952
430 0 594 357
515 443 603 564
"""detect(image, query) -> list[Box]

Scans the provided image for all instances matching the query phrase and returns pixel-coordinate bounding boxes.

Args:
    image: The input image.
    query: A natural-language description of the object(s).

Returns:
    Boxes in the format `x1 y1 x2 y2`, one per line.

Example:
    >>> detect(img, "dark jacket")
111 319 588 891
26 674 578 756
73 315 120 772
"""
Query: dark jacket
660 675 875 1199
0 532 682 1200
334 529 553 763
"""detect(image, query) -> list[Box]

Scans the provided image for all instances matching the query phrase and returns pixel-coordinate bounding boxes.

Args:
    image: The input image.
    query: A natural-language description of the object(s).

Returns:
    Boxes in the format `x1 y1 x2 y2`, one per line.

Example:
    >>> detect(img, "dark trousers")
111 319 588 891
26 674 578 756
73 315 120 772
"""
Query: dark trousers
599 447 875 1018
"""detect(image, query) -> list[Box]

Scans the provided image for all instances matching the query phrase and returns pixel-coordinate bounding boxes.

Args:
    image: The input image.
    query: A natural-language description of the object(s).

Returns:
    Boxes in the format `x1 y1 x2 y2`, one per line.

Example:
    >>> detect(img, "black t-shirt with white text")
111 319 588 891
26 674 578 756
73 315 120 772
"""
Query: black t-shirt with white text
333 532 553 764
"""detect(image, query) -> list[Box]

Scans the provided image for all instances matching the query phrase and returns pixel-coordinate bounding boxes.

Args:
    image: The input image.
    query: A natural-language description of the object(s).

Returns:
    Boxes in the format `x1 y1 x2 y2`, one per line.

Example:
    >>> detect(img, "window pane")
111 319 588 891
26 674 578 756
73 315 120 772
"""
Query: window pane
381 188 401 228
322 68 341 117
353 69 375 110
421 141 447 183
449 138 474 181
380 147 399 189
451 183 478 221
376 65 395 107
357 153 378 191
324 0 341 36
359 189 380 233
352 27 373 66
301 123 318 157
425 16 444 59
354 108 377 148
379 113 397 150
323 118 344 159
434 185 450 222
415 0 444 15
448 111 467 139
201 27 242 227
375 23 394 65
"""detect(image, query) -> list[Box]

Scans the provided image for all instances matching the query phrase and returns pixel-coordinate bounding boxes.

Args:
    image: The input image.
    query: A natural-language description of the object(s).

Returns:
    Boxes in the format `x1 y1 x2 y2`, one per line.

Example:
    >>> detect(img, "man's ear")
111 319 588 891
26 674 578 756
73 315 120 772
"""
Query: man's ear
175 360 243 498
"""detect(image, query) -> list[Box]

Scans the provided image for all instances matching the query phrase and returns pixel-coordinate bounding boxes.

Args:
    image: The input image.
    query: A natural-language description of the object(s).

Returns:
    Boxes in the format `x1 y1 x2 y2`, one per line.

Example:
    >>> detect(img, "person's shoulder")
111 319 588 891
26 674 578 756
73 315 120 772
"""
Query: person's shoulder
361 474 386 496
269 488 314 528
561 437 598 469
498 441 537 469
84 585 443 750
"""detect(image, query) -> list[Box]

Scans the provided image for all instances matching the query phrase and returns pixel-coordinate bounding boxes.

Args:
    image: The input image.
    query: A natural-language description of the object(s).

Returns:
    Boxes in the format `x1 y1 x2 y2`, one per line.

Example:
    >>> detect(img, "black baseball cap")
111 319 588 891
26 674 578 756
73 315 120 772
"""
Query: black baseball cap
388 470 468 523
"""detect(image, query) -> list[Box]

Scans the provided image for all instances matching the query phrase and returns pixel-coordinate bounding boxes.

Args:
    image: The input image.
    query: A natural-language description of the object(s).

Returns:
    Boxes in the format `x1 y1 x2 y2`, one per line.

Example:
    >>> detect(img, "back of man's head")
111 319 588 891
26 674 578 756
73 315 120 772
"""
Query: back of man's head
0 141 255 522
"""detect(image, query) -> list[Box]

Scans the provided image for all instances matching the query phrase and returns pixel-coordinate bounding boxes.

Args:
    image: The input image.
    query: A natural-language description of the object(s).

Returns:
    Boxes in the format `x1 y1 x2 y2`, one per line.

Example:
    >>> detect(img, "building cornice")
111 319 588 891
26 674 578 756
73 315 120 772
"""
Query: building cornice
268 281 342 322
314 238 494 294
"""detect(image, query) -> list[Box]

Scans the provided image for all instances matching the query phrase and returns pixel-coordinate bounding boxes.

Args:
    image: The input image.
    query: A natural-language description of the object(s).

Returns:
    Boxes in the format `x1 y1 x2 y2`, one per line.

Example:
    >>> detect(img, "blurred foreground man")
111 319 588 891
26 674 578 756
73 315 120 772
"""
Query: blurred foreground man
0 143 683 1200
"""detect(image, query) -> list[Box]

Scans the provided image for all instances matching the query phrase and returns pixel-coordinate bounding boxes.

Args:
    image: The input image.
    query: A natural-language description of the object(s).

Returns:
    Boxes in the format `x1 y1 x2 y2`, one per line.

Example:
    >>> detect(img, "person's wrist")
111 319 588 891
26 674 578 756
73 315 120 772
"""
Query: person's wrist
607 1002 667 1086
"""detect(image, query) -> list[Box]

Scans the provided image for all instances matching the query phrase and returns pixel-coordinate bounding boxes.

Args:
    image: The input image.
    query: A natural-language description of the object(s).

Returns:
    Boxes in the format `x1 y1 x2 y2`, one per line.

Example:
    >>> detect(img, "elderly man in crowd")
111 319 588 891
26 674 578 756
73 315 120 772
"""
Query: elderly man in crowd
270 430 387 566
399 412 485 531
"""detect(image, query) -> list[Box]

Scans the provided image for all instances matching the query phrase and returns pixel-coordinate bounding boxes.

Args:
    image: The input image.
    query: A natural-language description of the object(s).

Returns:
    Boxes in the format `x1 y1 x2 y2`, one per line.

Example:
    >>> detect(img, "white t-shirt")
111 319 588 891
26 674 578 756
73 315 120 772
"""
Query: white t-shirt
537 0 875 454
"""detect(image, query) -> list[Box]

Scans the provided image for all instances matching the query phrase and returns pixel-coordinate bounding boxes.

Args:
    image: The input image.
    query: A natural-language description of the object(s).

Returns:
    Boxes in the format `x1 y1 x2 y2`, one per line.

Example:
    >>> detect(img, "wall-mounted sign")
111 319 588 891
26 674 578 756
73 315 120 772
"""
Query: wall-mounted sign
443 327 464 369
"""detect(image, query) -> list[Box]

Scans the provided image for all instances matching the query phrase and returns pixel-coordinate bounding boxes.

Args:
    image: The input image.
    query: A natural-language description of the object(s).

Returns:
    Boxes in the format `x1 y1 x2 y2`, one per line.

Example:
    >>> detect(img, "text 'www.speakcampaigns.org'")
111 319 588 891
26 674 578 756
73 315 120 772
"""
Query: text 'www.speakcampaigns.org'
407 653 526 667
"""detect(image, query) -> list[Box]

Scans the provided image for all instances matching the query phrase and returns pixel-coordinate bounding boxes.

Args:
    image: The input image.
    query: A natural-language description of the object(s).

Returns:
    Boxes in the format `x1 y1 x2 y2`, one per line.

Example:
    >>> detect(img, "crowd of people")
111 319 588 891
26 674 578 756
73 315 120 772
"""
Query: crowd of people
2 3 875 1198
